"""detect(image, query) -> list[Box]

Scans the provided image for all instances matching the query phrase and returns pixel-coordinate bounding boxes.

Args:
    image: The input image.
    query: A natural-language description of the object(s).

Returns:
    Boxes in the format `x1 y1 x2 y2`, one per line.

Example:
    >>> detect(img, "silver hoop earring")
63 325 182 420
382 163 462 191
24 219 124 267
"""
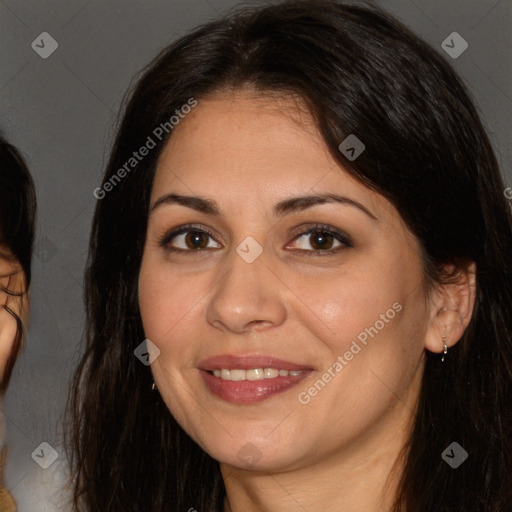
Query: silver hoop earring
441 335 448 363
151 380 157 391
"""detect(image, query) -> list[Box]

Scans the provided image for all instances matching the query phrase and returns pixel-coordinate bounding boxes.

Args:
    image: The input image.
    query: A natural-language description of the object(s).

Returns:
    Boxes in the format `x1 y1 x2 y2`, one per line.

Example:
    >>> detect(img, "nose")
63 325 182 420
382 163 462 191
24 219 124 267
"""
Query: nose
206 245 287 335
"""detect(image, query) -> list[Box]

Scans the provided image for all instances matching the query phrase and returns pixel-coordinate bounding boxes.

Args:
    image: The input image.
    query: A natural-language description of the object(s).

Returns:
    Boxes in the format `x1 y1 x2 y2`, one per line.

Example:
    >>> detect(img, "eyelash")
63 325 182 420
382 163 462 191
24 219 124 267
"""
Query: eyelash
159 223 353 257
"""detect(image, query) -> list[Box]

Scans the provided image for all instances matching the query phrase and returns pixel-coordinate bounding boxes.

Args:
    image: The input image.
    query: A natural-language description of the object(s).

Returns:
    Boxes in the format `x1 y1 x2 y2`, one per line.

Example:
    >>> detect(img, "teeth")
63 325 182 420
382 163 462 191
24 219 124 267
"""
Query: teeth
247 368 264 381
211 368 304 381
264 368 279 378
230 369 246 382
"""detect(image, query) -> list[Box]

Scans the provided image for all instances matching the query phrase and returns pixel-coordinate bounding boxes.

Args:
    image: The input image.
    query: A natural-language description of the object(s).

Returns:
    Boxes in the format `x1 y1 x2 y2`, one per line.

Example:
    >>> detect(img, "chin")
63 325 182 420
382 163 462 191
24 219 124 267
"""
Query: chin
207 437 303 473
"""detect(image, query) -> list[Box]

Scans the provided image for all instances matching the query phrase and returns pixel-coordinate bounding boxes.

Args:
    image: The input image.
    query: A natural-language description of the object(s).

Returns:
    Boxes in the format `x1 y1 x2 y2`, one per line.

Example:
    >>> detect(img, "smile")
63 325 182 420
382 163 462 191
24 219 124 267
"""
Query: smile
210 368 305 381
198 354 313 403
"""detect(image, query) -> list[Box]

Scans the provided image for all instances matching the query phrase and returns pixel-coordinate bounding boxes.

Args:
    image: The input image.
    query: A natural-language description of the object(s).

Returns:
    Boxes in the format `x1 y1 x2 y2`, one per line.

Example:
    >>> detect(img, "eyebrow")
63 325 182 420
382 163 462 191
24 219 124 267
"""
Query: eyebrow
150 192 378 220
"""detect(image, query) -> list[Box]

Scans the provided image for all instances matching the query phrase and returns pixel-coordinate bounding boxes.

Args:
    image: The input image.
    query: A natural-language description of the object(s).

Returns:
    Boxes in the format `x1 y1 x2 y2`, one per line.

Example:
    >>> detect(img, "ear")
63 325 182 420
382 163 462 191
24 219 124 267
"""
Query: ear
424 262 477 354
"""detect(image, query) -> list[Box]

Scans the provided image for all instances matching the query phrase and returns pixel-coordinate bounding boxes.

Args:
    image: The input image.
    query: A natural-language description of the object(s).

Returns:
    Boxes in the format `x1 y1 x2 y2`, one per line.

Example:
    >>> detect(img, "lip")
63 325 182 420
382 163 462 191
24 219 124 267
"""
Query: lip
199 369 312 404
198 354 314 404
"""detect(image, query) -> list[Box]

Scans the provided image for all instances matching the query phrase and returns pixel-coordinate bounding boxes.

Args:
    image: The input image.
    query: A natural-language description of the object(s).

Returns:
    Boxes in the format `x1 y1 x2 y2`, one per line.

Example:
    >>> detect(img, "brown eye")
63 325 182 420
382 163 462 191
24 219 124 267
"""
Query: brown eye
286 223 353 256
184 231 209 250
160 225 221 252
308 231 335 250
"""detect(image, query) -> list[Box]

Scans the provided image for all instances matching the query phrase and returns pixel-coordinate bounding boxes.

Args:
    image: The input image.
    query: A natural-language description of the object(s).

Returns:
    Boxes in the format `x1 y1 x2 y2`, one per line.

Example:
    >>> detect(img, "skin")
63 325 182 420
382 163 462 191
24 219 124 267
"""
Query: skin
138 88 476 512
0 246 27 386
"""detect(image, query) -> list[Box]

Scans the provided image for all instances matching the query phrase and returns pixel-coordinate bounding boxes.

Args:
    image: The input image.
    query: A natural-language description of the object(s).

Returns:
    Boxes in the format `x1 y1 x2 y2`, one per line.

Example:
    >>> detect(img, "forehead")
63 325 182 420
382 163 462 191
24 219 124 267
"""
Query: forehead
151 90 389 219
157 91 323 172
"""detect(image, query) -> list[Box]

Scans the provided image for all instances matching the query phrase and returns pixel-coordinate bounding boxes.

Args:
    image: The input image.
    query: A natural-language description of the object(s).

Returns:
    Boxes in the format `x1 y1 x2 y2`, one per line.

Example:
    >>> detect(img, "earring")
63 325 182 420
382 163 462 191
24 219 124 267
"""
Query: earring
441 335 448 362
151 380 157 391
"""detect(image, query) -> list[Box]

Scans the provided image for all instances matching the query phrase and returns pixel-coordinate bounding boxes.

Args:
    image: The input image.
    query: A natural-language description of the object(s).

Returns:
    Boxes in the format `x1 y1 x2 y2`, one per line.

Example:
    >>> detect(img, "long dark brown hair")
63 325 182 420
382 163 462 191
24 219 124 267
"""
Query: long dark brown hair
65 1 512 510
0 133 36 392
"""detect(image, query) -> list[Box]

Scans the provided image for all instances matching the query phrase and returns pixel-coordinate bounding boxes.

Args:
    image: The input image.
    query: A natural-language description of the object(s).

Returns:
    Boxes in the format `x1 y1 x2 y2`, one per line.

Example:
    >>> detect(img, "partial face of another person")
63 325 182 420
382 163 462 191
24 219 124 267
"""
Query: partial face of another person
0 247 27 386
138 89 442 472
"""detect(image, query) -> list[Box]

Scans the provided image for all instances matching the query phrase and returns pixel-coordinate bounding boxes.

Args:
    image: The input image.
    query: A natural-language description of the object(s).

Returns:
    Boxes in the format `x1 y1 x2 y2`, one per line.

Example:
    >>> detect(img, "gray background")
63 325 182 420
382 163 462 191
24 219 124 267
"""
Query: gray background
1 0 511 509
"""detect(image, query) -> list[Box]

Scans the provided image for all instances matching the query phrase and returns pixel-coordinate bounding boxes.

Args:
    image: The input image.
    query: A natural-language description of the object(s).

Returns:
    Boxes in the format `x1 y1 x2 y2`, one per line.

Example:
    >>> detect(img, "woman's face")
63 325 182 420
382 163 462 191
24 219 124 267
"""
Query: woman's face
138 89 433 472
0 247 27 385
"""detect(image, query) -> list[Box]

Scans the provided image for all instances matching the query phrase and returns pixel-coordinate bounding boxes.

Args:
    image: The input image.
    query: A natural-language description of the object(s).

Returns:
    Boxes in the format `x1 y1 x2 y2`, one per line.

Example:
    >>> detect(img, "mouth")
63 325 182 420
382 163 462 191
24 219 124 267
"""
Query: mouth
198 354 313 404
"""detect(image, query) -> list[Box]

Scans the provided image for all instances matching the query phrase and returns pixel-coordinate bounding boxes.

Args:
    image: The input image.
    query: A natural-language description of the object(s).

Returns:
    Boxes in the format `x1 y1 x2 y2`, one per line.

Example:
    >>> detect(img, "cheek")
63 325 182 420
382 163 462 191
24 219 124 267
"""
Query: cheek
138 258 199 339
295 250 425 393
301 284 425 433
290 263 398 355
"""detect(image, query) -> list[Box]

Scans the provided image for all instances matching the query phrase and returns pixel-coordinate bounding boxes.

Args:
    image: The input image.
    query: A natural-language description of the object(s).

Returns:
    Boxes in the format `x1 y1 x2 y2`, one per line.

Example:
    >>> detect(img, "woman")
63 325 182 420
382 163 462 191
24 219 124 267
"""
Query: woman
0 134 36 511
66 1 512 510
